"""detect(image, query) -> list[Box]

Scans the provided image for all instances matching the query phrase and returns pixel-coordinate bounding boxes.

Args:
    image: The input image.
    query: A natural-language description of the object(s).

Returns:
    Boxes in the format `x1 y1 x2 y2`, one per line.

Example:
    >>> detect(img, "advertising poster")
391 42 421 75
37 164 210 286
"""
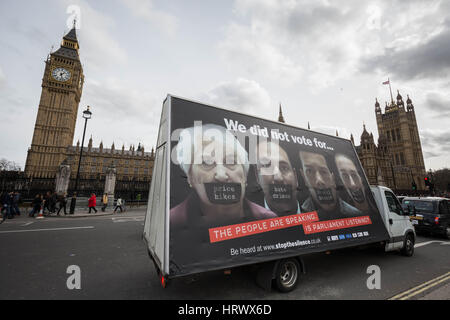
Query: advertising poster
168 97 389 276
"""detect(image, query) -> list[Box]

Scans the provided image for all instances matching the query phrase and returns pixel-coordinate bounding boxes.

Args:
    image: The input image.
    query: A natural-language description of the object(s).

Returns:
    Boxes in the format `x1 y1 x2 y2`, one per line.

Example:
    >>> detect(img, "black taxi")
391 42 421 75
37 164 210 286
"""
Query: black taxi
402 197 450 239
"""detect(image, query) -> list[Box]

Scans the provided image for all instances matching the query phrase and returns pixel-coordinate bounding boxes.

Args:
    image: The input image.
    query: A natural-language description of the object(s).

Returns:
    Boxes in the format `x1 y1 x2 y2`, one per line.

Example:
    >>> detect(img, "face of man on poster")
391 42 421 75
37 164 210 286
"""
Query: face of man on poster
256 141 299 216
299 151 338 212
335 154 368 210
176 124 249 221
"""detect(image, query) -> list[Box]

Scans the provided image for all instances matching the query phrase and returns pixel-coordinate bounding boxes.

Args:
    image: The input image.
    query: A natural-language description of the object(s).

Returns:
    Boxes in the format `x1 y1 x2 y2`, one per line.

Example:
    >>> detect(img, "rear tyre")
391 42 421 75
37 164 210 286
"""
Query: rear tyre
401 233 414 257
274 259 300 293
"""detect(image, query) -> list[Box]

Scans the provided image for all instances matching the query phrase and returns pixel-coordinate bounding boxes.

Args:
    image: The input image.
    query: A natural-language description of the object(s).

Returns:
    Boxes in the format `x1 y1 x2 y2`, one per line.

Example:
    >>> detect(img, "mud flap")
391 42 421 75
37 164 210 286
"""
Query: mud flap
255 261 277 291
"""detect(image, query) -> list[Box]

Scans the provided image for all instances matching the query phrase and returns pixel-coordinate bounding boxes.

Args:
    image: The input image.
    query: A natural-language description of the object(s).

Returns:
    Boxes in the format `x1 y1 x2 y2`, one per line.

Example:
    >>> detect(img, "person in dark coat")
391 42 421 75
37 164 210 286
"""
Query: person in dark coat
43 191 51 215
50 192 57 213
30 194 43 218
1 192 13 222
57 192 68 215
12 192 21 216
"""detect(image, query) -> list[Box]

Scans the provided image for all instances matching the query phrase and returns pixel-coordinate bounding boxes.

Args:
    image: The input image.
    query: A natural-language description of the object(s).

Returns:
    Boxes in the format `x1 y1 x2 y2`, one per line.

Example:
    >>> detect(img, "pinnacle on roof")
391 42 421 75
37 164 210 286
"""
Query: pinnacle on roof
406 94 412 104
63 27 78 42
53 24 80 61
375 98 380 108
278 103 285 123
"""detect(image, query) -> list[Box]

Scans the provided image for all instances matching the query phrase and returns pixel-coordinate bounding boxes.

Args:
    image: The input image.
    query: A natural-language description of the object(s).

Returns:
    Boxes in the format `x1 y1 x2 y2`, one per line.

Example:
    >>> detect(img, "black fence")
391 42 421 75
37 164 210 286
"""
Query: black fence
0 171 150 203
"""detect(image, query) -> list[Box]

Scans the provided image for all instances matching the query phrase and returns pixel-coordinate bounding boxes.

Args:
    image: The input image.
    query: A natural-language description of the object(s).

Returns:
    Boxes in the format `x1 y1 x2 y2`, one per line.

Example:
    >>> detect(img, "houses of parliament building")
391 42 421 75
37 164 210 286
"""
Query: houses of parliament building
23 26 154 198
279 92 427 192
353 93 427 191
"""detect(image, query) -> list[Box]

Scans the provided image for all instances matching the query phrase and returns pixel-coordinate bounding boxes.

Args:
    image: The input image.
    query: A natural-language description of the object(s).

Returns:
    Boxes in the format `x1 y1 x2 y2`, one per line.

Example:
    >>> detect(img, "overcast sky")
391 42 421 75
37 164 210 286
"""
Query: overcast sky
0 0 449 170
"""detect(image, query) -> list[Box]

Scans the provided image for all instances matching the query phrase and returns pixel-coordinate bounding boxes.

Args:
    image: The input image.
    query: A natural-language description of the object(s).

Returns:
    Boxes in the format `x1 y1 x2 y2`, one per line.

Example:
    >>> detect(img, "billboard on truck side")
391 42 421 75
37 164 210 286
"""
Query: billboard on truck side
145 95 390 278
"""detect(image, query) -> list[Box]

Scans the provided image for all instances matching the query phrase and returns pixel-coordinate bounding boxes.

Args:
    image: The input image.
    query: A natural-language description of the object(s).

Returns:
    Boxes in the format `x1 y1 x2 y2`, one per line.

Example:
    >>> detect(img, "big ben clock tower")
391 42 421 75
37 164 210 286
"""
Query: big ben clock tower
25 25 84 179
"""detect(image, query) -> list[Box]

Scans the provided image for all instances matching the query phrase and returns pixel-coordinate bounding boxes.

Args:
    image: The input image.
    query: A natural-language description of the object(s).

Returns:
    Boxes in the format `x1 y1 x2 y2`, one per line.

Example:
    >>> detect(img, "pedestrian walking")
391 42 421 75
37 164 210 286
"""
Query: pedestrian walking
101 193 108 212
29 194 43 218
0 192 5 218
88 193 97 213
43 191 51 215
57 192 68 215
50 191 57 213
12 192 21 216
1 192 13 223
114 196 123 213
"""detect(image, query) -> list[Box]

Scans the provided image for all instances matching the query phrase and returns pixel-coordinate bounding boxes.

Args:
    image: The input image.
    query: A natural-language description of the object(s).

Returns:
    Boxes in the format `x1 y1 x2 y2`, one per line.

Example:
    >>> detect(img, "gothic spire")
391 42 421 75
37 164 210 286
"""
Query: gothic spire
278 103 285 123
53 24 80 61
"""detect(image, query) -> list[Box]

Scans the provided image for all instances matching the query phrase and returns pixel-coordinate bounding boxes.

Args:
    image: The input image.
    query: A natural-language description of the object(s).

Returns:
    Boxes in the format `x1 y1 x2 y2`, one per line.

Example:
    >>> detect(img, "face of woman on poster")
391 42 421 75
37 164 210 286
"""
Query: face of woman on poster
176 124 250 218
188 138 247 207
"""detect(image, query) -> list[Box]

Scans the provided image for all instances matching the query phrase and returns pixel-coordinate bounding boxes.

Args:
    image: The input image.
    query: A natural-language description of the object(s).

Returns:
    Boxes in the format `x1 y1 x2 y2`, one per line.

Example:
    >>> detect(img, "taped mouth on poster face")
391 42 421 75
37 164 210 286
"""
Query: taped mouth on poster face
351 188 365 203
315 188 334 203
269 184 292 201
204 183 242 204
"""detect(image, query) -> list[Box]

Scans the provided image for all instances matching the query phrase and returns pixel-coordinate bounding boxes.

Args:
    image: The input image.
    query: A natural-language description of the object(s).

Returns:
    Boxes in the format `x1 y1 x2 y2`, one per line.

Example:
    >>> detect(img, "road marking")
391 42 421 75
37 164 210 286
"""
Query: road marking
0 226 94 234
22 222 34 227
112 217 144 223
389 271 450 300
415 240 450 248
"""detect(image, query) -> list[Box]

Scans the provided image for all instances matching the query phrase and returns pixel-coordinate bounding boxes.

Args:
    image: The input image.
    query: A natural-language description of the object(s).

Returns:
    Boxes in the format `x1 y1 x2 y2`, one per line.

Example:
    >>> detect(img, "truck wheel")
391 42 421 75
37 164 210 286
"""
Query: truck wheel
274 259 300 293
401 234 414 257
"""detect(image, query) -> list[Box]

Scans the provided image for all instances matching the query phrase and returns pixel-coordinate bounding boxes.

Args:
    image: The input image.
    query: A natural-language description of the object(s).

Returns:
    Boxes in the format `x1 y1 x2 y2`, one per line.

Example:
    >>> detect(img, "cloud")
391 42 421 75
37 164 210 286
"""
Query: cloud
361 23 450 81
219 0 371 88
220 0 450 89
62 0 128 69
420 129 450 160
310 124 352 140
119 0 178 36
83 78 160 121
77 77 161 149
0 66 5 88
200 78 272 116
425 92 450 117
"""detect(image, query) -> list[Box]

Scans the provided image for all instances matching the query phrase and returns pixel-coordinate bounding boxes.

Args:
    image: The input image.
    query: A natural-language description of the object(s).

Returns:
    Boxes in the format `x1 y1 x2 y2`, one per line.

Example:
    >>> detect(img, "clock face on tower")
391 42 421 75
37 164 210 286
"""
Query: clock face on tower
52 67 71 82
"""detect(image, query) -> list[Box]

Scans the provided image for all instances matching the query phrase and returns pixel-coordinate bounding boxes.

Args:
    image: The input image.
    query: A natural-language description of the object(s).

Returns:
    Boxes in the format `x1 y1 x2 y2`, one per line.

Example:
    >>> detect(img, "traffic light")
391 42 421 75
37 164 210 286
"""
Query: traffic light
424 177 430 187
412 181 417 190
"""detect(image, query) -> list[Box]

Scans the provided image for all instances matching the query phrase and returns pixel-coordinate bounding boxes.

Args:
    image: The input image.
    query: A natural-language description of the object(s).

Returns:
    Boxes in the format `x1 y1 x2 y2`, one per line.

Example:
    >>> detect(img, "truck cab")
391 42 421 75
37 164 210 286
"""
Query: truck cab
371 186 416 256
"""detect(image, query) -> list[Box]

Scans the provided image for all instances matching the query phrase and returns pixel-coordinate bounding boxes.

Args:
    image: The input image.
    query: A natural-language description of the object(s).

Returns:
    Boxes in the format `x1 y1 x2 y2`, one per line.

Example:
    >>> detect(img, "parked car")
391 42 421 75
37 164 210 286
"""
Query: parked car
402 197 450 239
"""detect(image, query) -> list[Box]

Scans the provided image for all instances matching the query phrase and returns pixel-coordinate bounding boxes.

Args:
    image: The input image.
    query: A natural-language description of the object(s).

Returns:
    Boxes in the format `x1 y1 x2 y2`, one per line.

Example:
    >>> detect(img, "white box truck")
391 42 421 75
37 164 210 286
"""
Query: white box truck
143 95 415 292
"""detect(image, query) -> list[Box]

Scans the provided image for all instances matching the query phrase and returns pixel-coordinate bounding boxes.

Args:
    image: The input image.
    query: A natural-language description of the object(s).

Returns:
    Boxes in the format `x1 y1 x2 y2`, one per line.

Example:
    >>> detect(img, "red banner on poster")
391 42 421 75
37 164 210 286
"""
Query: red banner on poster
209 212 319 243
303 216 372 234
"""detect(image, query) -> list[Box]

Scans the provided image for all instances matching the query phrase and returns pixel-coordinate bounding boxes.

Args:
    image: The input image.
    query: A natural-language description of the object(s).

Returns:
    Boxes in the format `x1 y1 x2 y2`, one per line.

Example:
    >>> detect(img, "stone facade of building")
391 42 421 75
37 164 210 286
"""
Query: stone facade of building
353 92 427 191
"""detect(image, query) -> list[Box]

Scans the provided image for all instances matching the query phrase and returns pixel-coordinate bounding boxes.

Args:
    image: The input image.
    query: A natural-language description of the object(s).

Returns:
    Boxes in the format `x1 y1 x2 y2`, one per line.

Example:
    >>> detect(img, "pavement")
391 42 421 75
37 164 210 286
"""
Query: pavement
420 283 450 300
7 206 146 219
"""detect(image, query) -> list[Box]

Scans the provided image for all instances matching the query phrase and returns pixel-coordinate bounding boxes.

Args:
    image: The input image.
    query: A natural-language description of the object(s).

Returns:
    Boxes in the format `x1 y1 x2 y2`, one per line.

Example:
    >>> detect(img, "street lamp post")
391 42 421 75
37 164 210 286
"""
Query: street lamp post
70 106 92 214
